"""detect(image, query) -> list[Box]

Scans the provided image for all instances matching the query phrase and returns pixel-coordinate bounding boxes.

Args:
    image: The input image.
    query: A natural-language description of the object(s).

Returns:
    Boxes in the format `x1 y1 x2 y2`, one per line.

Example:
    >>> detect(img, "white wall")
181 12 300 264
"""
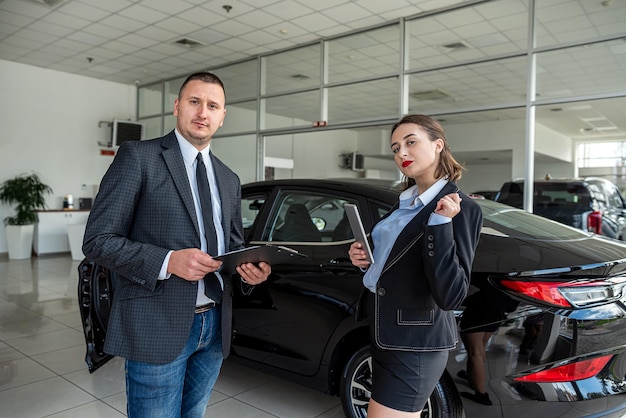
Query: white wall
268 130 362 179
0 59 135 253
444 119 576 191
458 164 512 195
212 135 258 184
535 123 572 163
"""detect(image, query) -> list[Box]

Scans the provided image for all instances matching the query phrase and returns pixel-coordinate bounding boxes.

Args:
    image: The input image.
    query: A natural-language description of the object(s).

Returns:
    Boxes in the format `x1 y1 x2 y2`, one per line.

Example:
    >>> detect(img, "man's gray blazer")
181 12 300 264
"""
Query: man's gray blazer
83 130 244 364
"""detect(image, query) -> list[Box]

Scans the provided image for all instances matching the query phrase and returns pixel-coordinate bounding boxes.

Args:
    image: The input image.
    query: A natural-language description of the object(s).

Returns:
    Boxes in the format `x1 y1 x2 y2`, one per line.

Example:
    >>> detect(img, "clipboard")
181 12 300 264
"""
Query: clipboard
213 245 307 274
344 204 375 264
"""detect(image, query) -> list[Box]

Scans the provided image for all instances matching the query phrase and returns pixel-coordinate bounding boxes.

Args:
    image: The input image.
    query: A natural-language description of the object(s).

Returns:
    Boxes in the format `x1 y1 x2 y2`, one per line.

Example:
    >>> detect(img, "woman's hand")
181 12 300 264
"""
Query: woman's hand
434 192 462 218
349 241 371 269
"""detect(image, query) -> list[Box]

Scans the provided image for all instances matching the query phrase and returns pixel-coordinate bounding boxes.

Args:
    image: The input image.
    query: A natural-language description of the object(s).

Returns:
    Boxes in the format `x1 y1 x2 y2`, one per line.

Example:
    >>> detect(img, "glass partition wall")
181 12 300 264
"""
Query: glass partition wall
137 0 626 197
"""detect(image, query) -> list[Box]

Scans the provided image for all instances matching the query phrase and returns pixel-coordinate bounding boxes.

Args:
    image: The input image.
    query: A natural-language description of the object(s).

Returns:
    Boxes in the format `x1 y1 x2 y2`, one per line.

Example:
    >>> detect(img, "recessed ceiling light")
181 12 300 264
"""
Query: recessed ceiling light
581 117 608 122
411 89 452 101
566 104 593 111
279 29 288 35
596 126 618 131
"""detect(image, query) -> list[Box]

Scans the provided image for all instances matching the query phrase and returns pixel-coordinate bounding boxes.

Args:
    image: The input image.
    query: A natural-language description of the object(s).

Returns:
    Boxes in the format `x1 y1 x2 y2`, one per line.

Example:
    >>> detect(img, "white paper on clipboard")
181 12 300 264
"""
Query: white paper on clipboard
344 203 375 264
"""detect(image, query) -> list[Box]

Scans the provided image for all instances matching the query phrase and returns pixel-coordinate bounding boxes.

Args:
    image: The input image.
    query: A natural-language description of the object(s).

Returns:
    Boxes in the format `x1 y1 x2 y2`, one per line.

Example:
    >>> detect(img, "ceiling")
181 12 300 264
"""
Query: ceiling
0 0 470 85
1 0 625 154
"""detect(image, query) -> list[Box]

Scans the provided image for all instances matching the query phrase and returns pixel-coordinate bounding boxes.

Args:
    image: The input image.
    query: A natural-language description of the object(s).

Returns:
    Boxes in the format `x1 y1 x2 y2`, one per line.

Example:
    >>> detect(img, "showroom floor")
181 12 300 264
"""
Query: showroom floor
0 254 344 418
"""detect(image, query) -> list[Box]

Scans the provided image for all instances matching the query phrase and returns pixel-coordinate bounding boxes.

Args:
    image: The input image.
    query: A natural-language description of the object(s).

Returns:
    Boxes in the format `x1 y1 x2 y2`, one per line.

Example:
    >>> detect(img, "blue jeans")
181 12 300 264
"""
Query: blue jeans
125 308 223 418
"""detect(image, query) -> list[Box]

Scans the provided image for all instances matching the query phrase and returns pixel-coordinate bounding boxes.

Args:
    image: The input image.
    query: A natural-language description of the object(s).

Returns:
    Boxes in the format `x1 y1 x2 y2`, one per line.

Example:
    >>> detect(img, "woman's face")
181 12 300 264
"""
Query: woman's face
390 123 443 182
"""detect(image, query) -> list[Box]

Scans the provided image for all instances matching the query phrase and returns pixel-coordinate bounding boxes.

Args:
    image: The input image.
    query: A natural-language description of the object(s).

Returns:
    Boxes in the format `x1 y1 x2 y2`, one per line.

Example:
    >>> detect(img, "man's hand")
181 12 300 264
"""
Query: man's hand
237 262 271 285
168 248 222 281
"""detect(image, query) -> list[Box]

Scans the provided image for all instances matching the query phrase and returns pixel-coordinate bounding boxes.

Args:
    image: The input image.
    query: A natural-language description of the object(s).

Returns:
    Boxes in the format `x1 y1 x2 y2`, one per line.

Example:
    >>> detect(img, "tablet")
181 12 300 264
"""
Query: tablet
213 245 307 274
344 204 375 264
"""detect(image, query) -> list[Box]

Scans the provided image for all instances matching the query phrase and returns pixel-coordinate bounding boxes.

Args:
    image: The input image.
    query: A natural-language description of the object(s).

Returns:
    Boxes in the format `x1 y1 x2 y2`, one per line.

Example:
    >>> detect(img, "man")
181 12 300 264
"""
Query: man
83 72 271 418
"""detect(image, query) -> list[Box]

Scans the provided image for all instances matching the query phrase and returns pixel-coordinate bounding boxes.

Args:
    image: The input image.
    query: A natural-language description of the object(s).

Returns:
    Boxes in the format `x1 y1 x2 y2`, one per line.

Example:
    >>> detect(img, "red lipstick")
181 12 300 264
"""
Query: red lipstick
402 161 413 168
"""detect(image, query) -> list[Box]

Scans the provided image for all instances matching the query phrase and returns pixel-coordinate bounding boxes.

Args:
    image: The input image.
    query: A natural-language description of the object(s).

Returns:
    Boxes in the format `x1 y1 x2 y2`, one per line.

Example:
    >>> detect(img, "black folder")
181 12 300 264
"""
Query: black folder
214 245 307 274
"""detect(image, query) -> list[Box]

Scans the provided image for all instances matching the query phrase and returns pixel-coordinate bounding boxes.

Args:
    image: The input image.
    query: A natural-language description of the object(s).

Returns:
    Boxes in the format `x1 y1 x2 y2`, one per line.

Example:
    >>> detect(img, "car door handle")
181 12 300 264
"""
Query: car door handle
321 258 357 274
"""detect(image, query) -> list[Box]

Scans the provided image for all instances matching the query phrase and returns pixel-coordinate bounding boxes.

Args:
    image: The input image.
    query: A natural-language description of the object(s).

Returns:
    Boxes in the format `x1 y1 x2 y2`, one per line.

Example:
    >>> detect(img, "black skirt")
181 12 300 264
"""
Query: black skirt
370 343 448 412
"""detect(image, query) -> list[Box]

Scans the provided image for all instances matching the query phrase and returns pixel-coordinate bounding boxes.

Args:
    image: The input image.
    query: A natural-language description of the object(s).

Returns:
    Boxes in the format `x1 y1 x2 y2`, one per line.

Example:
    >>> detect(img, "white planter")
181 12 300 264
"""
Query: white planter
5 224 35 259
67 223 87 261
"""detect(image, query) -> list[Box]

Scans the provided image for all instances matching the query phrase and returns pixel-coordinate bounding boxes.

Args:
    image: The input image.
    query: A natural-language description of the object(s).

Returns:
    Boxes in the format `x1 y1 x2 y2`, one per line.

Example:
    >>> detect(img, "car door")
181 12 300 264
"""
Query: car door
78 258 115 373
232 185 368 376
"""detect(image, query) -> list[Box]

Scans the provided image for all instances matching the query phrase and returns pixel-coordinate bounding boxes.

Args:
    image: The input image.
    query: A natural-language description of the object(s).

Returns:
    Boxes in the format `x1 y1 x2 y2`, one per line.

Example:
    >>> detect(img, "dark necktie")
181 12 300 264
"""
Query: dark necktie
196 152 222 303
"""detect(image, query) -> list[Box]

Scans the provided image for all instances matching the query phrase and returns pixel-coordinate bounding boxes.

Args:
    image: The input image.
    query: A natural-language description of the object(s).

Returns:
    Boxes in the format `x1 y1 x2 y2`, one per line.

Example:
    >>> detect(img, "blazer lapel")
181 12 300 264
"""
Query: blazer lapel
210 152 231 247
160 133 202 239
382 182 458 272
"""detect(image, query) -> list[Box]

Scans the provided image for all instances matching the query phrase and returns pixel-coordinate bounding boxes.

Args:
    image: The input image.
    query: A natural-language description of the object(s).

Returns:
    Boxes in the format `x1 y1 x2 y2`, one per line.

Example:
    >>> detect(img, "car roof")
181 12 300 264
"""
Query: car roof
507 177 612 185
243 178 403 197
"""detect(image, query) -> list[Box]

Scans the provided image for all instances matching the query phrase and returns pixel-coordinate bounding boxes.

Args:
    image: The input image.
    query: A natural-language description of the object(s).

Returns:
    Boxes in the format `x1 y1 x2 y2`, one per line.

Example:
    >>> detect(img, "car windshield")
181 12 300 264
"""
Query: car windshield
534 183 591 206
476 199 590 240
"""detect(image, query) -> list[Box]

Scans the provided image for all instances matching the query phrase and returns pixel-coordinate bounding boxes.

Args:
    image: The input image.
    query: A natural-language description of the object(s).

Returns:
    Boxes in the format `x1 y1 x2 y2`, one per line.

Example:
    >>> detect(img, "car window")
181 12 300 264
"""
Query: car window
265 191 358 242
478 199 590 240
371 201 393 222
587 184 607 209
534 183 590 205
495 182 524 208
241 194 266 241
605 184 625 208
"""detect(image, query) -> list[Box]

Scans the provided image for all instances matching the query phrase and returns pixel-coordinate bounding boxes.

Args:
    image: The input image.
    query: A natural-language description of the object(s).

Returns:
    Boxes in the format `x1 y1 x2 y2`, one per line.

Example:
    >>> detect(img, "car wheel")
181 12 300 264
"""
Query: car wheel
340 346 464 418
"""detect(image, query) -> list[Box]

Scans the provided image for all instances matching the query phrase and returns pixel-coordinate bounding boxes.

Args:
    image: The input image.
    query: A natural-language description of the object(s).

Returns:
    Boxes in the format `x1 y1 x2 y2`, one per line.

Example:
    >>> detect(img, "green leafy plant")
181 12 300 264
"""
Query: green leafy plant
0 173 53 226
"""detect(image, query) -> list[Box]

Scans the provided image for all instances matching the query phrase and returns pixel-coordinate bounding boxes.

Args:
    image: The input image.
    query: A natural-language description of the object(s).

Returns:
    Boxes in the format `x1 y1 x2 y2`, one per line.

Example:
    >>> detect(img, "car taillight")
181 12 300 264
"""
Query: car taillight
497 277 626 308
587 211 602 234
514 355 612 383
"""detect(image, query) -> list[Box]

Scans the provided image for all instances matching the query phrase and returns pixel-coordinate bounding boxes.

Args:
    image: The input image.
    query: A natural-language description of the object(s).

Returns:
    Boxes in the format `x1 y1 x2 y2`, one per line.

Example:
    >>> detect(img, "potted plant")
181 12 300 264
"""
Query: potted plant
0 173 53 259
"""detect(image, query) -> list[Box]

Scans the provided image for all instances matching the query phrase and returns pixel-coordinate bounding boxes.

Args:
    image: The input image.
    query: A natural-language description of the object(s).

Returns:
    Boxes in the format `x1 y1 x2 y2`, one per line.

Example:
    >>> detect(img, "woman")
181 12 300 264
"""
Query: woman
349 114 482 417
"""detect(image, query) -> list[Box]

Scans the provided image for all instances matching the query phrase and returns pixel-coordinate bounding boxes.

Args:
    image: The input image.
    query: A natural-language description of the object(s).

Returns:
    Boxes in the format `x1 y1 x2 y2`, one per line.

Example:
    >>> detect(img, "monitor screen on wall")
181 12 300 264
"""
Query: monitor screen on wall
112 119 144 147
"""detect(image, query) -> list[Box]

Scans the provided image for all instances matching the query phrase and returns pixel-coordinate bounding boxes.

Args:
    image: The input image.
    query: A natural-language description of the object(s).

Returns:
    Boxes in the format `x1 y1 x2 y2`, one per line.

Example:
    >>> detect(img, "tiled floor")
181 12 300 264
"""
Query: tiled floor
0 254 344 418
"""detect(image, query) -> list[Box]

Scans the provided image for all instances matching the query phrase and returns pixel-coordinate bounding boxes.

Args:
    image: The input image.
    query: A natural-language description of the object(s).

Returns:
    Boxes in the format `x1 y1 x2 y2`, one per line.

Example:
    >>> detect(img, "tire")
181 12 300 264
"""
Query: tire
340 346 464 418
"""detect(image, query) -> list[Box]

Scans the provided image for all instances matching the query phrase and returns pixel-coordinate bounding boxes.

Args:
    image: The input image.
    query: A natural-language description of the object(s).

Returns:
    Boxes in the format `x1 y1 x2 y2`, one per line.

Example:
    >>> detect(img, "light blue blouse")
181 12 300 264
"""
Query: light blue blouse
362 178 451 292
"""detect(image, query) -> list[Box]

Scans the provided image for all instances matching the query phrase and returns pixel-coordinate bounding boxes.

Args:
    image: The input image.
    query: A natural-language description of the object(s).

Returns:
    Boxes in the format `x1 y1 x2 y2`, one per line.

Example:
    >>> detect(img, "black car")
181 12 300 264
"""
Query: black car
80 178 626 418
495 177 626 240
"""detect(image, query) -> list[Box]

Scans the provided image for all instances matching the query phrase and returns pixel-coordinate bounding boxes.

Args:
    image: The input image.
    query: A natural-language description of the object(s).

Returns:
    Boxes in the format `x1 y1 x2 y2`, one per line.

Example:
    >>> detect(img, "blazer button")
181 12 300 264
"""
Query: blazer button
377 287 386 296
427 235 434 241
428 251 435 257
427 243 434 249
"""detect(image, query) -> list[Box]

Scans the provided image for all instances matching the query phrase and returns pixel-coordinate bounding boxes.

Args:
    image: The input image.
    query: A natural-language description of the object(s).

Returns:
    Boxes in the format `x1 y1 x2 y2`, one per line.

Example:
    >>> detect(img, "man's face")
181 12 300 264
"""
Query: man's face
174 79 226 149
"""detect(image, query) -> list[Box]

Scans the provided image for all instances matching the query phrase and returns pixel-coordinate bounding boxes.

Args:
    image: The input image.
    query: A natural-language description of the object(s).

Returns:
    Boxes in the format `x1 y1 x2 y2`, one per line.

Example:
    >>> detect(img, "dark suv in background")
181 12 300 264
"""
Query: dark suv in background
496 177 626 240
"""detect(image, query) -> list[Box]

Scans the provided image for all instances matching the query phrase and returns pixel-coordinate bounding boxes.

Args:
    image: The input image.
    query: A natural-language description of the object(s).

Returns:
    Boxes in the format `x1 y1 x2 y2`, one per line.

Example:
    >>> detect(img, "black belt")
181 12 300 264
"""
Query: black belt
194 302 217 313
